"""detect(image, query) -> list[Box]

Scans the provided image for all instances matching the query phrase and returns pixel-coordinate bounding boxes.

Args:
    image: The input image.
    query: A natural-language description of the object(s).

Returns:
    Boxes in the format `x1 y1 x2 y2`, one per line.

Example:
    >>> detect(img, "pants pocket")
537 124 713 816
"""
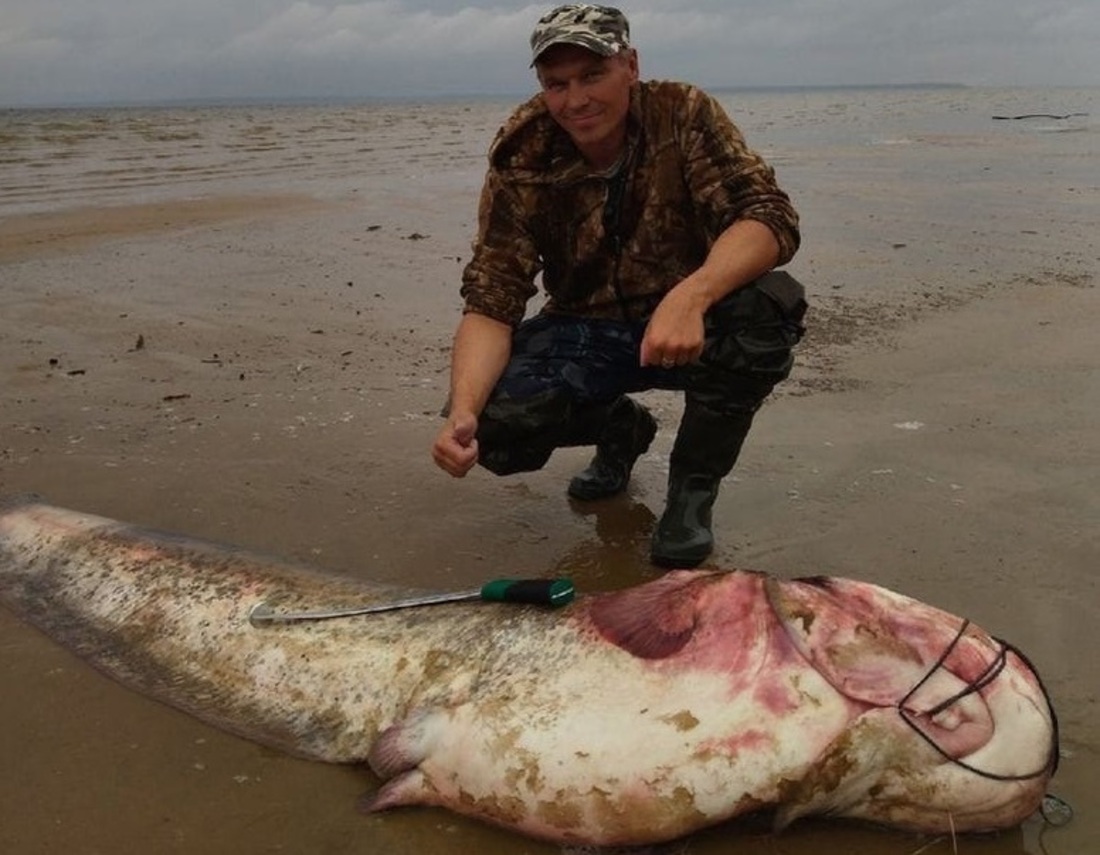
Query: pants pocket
701 271 807 384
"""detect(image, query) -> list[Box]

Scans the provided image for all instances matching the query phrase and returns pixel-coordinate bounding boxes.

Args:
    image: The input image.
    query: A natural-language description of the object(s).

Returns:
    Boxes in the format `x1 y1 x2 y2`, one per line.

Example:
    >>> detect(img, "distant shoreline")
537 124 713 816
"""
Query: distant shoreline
1 82 973 112
3 80 1093 114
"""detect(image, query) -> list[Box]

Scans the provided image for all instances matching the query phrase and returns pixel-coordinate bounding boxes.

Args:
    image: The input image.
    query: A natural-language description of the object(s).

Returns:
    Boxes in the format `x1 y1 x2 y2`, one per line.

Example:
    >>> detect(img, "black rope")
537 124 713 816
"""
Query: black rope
895 618 1060 783
601 141 639 322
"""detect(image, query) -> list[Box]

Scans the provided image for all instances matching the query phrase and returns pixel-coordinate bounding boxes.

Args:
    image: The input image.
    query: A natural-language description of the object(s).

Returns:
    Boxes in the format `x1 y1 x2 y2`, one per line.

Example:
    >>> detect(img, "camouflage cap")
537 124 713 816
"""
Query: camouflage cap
529 4 631 66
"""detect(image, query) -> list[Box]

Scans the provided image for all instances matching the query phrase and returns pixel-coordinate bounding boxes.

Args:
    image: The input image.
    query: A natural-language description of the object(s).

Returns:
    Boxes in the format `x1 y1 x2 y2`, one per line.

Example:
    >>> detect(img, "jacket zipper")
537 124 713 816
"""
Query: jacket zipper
602 158 633 320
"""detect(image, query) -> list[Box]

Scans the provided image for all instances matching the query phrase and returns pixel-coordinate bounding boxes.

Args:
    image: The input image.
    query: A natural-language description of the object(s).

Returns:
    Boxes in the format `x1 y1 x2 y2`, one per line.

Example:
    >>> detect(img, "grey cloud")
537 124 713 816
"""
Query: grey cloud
0 0 1096 106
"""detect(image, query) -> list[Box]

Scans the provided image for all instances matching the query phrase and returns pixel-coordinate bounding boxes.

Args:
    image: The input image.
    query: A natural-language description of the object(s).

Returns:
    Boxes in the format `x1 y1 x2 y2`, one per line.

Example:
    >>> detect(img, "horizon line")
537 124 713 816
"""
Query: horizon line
0 81 994 112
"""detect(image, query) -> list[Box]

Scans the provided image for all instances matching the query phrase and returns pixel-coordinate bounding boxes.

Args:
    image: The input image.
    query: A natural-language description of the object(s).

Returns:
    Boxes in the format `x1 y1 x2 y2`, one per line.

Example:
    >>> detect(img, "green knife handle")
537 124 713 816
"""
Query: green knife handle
479 578 575 607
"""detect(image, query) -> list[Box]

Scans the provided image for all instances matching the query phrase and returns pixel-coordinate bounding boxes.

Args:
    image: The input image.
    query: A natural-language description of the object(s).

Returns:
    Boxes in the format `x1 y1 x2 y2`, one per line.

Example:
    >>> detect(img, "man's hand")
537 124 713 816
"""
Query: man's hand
640 219 782 368
430 312 513 478
640 283 708 368
432 410 480 477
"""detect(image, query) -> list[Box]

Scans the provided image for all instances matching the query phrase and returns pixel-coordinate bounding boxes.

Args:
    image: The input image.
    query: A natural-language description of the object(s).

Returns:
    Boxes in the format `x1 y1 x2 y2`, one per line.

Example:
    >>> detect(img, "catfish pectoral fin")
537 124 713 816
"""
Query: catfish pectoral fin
360 769 435 812
368 707 445 779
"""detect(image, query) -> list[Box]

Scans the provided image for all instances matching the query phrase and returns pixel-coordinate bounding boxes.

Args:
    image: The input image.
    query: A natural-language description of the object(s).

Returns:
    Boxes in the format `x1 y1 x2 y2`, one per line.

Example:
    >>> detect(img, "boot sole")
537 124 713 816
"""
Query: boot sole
566 480 627 501
649 543 712 569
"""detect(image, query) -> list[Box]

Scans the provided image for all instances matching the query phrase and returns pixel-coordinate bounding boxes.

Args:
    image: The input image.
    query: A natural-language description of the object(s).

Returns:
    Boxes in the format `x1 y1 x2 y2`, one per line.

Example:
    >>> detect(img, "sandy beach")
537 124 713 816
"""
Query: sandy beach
1 86 1097 854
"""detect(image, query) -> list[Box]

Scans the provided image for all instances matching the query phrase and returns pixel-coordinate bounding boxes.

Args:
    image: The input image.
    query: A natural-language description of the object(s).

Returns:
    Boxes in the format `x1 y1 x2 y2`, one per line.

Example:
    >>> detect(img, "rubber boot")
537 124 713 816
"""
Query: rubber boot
567 396 657 501
650 404 754 568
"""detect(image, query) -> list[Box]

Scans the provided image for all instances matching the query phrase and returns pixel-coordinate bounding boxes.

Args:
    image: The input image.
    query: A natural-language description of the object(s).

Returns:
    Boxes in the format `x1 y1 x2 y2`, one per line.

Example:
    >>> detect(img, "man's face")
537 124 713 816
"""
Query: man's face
535 43 638 165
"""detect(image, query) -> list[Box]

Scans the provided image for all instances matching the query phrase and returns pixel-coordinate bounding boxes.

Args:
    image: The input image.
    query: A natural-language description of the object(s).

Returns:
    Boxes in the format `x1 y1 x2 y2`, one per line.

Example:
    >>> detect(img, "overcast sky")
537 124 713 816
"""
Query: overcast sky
1 0 1097 107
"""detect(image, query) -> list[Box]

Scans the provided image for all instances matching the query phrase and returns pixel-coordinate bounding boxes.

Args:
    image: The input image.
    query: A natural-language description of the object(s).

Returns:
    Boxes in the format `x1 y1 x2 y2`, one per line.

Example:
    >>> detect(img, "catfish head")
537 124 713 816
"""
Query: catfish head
765 574 1059 832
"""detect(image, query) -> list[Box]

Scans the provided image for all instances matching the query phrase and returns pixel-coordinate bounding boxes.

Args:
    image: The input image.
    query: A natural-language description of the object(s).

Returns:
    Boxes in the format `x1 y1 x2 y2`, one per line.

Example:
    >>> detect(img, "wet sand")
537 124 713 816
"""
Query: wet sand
1 88 1097 854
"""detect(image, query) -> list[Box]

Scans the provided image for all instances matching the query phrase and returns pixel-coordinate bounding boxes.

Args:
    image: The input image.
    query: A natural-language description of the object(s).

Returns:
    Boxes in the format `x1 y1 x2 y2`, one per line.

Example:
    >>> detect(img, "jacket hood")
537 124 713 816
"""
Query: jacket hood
488 84 644 183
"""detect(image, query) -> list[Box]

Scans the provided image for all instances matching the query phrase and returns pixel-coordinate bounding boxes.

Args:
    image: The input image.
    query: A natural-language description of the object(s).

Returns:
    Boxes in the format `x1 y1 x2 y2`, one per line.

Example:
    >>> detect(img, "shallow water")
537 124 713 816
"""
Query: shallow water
2 86 1095 216
0 100 506 216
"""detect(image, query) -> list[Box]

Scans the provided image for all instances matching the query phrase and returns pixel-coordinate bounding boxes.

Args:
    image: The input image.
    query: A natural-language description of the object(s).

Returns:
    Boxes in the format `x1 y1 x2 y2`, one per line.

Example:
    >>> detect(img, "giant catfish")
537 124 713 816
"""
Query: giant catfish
0 496 1058 846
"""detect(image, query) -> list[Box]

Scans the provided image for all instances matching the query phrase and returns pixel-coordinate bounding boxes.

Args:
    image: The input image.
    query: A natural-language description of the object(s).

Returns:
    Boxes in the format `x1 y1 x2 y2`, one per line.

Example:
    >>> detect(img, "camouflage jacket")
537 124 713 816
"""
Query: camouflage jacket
460 80 800 325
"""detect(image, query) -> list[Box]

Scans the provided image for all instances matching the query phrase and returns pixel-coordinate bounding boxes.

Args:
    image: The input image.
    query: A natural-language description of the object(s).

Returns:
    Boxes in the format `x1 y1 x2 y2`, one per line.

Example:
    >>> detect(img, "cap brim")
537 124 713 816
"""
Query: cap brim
530 34 620 66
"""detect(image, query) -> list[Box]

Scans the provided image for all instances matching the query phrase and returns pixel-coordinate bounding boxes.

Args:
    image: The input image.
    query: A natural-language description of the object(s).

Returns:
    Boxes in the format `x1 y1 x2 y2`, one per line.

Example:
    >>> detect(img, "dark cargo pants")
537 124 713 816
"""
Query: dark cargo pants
475 271 807 476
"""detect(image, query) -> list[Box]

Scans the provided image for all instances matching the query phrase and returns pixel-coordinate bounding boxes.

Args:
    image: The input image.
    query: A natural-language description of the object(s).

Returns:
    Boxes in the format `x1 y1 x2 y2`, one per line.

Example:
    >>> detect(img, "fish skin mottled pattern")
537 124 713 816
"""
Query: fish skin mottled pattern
0 497 1058 846
0 497 483 761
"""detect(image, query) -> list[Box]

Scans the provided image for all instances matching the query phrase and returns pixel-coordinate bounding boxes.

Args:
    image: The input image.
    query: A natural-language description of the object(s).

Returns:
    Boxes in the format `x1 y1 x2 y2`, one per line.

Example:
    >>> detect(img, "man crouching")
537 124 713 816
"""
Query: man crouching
432 4 807 567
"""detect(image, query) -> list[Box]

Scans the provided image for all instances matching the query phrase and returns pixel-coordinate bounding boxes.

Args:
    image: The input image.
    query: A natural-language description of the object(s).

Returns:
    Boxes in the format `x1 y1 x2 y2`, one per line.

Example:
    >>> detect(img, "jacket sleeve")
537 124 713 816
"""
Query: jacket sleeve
459 167 541 327
681 89 801 265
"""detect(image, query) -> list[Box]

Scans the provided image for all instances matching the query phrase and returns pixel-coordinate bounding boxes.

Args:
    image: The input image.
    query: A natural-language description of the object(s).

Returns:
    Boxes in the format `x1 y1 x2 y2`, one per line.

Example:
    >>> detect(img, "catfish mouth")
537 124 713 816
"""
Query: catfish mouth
990 639 1061 778
892 616 1060 783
